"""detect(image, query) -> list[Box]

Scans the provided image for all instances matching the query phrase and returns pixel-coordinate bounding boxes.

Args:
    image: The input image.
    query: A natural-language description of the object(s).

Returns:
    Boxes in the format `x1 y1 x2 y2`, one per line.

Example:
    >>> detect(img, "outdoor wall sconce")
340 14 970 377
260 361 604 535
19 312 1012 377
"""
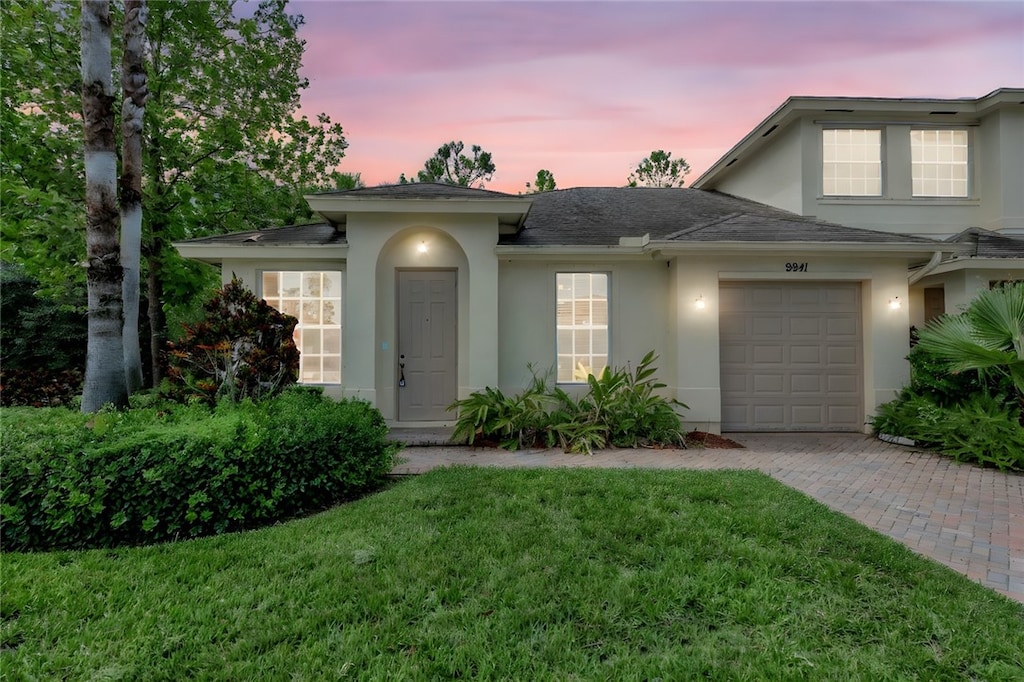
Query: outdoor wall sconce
889 296 901 310
417 241 428 254
695 295 706 310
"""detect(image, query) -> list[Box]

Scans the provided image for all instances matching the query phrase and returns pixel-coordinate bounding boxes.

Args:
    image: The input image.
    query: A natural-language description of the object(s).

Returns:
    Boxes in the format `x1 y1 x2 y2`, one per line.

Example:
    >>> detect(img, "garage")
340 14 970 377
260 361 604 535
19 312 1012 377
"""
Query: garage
719 281 863 431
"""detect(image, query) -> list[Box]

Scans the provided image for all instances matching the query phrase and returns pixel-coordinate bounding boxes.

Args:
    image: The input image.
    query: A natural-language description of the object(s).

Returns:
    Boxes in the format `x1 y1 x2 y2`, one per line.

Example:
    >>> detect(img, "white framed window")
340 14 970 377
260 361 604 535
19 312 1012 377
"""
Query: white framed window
912 129 969 197
556 272 608 383
261 270 342 384
822 128 882 196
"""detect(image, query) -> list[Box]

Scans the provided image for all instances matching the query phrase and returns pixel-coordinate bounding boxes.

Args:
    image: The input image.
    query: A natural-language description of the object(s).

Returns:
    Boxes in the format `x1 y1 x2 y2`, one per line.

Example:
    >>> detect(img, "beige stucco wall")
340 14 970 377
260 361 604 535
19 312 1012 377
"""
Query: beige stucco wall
710 124 804 214
665 253 912 433
497 258 673 396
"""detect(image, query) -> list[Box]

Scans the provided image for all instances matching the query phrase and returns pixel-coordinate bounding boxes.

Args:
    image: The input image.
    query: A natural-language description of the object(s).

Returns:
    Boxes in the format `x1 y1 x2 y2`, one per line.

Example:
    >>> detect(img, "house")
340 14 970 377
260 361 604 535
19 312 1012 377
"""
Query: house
692 87 1024 326
174 89 1024 434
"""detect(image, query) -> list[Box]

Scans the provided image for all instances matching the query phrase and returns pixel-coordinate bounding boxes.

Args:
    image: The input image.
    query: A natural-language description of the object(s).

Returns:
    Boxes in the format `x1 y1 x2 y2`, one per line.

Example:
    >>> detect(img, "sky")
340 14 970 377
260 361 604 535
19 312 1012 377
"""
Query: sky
289 0 1024 193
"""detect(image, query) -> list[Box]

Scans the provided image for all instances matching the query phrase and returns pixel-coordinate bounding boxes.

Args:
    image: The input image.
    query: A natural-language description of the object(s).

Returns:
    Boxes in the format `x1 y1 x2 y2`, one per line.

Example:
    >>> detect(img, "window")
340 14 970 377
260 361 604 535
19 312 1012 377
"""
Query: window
822 128 882 196
556 272 608 383
912 129 968 197
262 271 342 384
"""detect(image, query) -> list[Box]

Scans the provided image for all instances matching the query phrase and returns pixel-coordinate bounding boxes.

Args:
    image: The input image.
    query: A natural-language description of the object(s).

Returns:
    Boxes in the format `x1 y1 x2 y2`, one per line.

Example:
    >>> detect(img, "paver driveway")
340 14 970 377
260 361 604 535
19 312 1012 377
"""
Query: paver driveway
390 432 1024 604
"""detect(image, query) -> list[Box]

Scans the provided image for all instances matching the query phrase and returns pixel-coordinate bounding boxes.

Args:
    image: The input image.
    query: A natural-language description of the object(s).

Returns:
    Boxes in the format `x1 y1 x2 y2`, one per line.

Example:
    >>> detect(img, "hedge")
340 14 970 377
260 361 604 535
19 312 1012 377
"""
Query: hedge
1 388 400 551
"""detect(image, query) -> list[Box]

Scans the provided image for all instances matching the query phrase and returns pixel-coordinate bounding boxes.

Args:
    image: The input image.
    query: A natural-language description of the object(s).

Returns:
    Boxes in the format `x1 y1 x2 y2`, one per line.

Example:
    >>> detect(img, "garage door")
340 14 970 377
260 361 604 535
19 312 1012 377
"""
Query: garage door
719 282 863 431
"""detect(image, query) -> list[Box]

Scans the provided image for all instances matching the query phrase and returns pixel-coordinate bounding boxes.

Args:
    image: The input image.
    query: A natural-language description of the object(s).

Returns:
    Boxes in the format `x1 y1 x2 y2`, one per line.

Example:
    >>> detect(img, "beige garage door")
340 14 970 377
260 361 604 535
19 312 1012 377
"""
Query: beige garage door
719 282 863 432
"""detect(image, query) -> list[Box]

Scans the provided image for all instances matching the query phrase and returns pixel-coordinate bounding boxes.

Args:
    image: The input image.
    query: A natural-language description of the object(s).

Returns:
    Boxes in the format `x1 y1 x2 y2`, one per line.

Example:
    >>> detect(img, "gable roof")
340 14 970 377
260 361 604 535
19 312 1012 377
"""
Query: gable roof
509 187 940 247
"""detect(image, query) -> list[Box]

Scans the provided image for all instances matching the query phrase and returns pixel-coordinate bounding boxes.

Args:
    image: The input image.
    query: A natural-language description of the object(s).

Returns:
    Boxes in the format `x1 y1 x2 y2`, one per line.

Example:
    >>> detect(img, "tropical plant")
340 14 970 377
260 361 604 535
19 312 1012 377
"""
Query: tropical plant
449 352 686 454
164 278 299 405
916 283 1024 416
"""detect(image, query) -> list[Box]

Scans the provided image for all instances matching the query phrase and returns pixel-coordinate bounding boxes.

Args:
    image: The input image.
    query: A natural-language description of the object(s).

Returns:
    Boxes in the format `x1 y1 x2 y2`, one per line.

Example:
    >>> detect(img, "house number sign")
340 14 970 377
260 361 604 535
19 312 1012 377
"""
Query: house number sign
785 262 809 272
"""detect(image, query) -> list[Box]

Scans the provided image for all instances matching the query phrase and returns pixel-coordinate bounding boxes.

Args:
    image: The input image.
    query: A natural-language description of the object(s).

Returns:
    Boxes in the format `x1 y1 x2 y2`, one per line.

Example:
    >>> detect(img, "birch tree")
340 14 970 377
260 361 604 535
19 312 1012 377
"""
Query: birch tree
80 0 128 411
120 0 147 393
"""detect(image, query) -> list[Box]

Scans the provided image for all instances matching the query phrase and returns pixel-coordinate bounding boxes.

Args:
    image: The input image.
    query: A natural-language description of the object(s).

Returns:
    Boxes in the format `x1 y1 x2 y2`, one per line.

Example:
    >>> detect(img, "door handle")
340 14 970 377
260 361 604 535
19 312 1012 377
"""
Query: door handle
399 355 406 388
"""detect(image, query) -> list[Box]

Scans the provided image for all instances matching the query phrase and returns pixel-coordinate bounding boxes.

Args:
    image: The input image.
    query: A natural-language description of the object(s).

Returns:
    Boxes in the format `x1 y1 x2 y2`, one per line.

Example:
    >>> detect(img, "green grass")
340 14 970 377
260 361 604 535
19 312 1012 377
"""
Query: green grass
3 468 1022 680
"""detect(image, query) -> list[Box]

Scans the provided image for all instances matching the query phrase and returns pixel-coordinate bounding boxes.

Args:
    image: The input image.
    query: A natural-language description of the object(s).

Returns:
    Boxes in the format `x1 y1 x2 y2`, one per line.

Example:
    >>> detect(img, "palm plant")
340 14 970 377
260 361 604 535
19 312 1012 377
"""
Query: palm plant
916 283 1024 417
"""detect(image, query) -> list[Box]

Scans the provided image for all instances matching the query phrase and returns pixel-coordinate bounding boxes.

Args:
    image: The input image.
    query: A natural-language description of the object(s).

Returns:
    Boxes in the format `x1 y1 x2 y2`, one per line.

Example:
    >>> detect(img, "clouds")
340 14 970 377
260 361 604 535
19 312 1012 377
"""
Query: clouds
290 1 1024 191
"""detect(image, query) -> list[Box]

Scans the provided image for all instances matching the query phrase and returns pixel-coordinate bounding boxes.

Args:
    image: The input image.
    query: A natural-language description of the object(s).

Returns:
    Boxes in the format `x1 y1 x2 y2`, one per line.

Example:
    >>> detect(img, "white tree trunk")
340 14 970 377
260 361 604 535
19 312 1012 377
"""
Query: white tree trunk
121 0 147 392
81 0 128 412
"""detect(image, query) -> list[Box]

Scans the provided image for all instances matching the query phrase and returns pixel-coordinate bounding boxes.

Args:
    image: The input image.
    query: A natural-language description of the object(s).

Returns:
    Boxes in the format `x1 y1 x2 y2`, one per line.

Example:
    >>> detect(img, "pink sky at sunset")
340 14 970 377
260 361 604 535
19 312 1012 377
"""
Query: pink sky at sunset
289 0 1024 193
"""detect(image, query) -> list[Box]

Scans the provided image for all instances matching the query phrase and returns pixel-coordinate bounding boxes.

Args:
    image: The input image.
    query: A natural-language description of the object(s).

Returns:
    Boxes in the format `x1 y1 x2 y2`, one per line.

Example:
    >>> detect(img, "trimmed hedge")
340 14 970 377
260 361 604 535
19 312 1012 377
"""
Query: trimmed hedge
1 388 400 551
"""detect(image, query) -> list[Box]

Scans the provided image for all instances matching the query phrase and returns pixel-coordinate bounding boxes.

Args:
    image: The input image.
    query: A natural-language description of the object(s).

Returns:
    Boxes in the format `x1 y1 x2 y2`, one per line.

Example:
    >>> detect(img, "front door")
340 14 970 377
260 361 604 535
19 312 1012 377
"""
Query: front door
397 269 457 421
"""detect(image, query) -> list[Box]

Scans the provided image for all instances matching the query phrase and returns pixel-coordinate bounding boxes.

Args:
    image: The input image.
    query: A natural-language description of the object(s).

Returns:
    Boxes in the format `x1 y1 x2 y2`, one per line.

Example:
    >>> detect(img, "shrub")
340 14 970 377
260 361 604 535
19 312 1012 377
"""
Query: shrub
871 391 1023 471
450 352 686 454
0 262 87 407
0 388 400 551
165 277 299 405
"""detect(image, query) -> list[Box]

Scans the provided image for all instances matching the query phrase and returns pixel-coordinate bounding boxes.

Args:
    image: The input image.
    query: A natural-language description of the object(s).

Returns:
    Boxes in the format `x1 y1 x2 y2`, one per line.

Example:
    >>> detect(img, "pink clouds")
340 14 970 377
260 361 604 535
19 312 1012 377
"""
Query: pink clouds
290 1 1024 192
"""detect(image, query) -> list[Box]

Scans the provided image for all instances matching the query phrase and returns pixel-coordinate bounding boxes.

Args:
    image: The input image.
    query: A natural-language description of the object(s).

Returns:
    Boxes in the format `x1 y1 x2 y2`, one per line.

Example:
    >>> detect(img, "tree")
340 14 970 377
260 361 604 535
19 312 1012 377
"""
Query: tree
80 0 128 411
416 141 495 187
120 0 147 393
627 150 691 188
525 169 556 193
2 1 351 387
917 283 1024 417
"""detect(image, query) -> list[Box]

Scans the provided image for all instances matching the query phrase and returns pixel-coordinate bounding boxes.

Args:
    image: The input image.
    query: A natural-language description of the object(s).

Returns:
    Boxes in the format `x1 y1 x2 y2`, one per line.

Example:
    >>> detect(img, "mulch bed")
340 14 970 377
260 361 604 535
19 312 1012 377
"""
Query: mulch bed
684 431 745 449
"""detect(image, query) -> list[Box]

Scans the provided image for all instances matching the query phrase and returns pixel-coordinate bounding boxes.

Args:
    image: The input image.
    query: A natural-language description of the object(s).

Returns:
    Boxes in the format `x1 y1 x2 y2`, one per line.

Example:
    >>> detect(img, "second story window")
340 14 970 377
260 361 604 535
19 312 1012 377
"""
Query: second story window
911 129 968 197
822 128 882 196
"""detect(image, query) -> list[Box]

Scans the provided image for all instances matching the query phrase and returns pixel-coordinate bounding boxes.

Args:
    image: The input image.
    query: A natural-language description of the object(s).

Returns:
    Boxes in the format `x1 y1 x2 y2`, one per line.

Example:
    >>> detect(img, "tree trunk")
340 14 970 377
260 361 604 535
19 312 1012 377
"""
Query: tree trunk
81 0 127 412
120 0 147 393
147 256 166 386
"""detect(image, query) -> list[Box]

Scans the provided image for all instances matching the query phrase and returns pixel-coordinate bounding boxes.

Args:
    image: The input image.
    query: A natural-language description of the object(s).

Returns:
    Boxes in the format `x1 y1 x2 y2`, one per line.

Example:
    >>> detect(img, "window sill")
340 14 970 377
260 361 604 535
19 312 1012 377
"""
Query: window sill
817 197 979 206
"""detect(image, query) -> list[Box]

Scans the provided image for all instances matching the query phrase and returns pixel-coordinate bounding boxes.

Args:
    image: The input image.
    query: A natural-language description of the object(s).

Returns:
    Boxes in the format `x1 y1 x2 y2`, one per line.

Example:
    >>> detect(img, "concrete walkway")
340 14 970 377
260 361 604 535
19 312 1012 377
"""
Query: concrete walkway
390 433 1024 604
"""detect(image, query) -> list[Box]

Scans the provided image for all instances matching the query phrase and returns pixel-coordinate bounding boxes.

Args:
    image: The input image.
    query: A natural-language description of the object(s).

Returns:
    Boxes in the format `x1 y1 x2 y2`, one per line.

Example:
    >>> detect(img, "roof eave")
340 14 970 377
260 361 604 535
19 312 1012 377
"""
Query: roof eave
173 242 349 265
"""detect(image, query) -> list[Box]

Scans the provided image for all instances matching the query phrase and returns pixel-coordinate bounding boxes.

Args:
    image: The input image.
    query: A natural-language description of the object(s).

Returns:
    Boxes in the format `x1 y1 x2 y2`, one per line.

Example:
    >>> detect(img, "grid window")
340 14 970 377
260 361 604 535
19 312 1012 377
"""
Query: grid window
556 272 608 383
822 128 882 196
262 271 342 384
912 129 968 197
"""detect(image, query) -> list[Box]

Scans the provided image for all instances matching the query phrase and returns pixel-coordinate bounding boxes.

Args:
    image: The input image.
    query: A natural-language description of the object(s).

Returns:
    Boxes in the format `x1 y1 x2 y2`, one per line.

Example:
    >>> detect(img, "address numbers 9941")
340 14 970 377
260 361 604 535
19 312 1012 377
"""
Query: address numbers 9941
785 262 808 272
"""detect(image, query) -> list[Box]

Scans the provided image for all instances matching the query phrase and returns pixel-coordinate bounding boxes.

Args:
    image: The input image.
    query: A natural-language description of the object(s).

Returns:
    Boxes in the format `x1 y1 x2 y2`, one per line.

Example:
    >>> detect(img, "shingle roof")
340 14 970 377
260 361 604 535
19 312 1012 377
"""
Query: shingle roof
179 223 344 246
312 183 518 199
947 228 1024 258
177 187 944 249
508 187 939 246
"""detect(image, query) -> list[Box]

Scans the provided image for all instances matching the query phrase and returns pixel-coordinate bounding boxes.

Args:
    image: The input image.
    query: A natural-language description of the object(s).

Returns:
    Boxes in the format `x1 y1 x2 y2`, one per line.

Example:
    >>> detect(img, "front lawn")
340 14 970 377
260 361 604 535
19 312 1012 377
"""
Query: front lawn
3 468 1022 679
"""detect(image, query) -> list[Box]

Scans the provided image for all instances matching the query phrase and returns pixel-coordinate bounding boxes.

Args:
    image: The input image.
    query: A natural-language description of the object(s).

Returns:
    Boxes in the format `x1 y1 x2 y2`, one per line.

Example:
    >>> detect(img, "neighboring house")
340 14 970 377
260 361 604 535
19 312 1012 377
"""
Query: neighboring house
692 87 1024 326
175 89 1023 434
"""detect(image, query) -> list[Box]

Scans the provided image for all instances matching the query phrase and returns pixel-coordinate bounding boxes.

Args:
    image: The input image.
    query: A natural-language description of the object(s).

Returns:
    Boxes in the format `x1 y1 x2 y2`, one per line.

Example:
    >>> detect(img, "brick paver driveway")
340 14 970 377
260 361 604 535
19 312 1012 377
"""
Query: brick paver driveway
390 432 1024 604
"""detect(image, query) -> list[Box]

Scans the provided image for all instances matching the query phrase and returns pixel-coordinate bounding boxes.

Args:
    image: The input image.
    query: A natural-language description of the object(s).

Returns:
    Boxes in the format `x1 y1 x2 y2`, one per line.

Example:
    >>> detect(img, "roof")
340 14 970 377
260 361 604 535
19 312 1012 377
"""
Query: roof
178 222 344 246
509 187 939 246
175 187 943 252
311 183 519 200
947 228 1024 258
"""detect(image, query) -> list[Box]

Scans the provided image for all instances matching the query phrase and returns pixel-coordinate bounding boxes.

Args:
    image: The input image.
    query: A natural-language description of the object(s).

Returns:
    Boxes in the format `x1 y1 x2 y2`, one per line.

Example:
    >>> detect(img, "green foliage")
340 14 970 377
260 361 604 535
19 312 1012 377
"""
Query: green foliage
871 391 1023 471
627 149 691 188
0 261 86 372
0 388 399 551
165 278 299 405
873 285 1024 470
416 141 496 187
917 282 1024 406
525 169 556 193
450 352 687 454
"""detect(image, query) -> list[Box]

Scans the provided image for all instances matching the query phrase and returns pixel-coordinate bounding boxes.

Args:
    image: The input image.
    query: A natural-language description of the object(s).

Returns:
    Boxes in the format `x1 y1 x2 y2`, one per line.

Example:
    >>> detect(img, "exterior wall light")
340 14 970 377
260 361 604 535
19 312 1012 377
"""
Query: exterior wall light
889 296 901 310
417 241 428 254
695 295 706 310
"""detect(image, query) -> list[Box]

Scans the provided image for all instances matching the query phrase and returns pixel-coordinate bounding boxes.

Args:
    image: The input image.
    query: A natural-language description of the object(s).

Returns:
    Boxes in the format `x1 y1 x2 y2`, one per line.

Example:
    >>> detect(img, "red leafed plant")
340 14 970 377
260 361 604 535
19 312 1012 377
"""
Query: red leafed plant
165 277 299 405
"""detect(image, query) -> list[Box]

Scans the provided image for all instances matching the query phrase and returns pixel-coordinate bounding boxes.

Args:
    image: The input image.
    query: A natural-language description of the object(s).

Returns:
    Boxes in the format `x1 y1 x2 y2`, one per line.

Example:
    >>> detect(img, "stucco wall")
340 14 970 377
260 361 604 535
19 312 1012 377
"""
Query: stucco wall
497 258 673 396
710 124 804 214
